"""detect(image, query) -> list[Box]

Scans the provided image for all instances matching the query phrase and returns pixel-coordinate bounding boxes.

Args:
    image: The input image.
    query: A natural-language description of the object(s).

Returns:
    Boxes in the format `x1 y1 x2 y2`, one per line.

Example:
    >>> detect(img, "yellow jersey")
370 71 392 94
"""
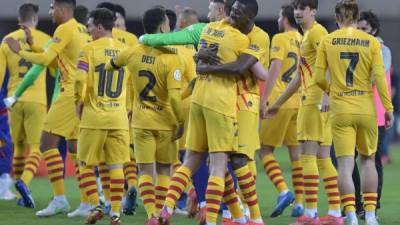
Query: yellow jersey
77 37 129 130
299 21 328 105
77 22 92 43
112 28 138 47
193 20 249 117
269 30 302 109
315 27 393 115
48 18 89 97
0 28 50 105
115 44 184 131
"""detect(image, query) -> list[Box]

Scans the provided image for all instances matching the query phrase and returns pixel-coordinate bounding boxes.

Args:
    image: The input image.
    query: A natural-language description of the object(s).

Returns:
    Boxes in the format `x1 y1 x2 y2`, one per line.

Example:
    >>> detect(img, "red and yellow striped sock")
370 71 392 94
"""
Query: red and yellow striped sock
301 154 319 211
341 194 356 213
235 165 262 221
139 174 156 219
13 143 25 180
172 162 182 173
109 168 125 214
99 162 110 202
206 176 225 224
363 192 377 213
248 160 257 180
165 166 192 209
155 175 170 214
318 158 340 212
43 149 64 196
20 146 42 185
223 172 244 220
124 158 137 189
79 166 99 206
291 160 304 205
69 153 89 205
262 154 288 193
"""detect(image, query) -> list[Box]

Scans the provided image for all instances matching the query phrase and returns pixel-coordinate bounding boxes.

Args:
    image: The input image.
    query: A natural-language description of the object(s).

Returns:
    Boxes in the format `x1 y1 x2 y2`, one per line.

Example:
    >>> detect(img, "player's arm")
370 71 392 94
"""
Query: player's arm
139 23 206 47
313 40 329 93
106 47 135 71
197 53 257 76
74 49 89 104
0 46 7 89
372 42 393 112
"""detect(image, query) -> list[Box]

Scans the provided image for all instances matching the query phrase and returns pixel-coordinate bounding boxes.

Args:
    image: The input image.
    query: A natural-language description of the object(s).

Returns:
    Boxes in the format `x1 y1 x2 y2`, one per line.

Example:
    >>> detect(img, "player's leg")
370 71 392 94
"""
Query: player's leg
9 102 26 182
0 117 15 201
155 162 171 215
288 145 304 217
123 144 138 215
192 154 209 223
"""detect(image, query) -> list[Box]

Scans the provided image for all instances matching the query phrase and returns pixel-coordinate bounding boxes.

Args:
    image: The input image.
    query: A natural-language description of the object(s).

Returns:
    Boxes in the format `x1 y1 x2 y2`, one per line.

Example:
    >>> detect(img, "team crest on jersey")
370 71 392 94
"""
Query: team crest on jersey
173 70 182 81
248 44 259 51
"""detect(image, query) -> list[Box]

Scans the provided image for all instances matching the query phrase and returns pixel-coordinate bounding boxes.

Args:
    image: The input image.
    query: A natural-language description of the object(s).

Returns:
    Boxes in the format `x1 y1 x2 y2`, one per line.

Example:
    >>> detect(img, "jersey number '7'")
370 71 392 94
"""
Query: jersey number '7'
340 52 359 87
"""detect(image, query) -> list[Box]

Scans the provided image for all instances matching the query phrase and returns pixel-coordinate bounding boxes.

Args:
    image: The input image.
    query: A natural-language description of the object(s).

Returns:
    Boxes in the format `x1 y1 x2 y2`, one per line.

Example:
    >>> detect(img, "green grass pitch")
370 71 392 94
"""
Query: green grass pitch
1 147 399 225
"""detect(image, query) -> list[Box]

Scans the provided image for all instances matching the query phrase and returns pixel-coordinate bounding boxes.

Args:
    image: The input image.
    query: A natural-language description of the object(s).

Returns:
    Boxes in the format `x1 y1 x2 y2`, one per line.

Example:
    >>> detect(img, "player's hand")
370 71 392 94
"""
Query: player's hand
5 38 21 54
320 94 330 112
384 111 394 130
196 61 211 75
75 102 84 120
3 96 18 109
172 122 184 141
20 25 33 46
196 47 221 65
266 104 281 118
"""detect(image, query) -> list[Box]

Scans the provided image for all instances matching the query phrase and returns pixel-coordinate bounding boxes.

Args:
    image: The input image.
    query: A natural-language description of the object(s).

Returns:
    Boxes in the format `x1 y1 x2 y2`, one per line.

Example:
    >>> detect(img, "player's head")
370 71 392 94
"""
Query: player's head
114 4 127 31
18 2 39 26
142 7 170 34
87 8 114 40
358 11 380 37
229 0 258 31
224 0 235 16
166 9 177 31
96 2 117 18
208 0 225 22
292 0 318 26
74 5 89 25
52 0 76 24
335 0 359 27
278 4 298 32
177 7 198 30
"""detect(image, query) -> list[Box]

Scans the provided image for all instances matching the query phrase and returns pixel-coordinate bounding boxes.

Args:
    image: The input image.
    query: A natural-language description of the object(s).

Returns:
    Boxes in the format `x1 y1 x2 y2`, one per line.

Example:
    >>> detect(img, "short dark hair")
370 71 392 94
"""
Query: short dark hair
96 2 116 18
54 0 76 8
74 5 88 24
114 4 126 19
142 7 167 34
89 8 115 31
359 10 380 36
211 0 224 3
281 4 298 28
224 0 235 16
18 2 39 22
237 0 258 18
292 0 318 10
166 9 177 31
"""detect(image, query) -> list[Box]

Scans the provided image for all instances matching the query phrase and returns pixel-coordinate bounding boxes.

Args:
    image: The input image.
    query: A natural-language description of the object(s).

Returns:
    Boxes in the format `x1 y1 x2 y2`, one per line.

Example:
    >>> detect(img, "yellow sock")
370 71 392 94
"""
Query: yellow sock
248 160 257 179
164 166 192 209
363 192 377 213
13 143 25 180
341 194 356 213
235 165 262 221
79 165 99 206
291 160 304 204
318 158 340 211
124 158 137 189
20 145 42 185
69 153 89 204
223 172 244 220
99 162 110 202
262 154 288 192
301 154 319 210
155 175 170 214
206 176 225 224
43 148 64 196
139 174 156 219
109 168 125 214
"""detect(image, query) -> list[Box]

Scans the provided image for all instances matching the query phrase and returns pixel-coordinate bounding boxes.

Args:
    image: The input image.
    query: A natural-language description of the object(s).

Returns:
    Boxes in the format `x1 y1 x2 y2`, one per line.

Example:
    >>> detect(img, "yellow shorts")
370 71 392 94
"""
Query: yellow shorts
179 97 191 150
78 128 130 166
260 108 298 147
186 103 238 153
9 101 46 144
332 114 377 157
237 110 259 160
297 104 332 146
134 128 178 164
43 95 79 140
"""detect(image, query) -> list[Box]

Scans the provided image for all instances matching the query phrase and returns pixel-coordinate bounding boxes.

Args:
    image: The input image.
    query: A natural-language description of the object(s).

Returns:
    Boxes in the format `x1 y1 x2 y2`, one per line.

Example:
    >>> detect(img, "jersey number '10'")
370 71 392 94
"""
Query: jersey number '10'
95 63 125 98
340 52 359 87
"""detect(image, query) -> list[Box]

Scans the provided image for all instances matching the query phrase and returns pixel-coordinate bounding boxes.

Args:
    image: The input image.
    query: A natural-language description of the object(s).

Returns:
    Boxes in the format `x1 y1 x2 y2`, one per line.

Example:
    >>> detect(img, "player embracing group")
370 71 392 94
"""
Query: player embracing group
0 0 393 225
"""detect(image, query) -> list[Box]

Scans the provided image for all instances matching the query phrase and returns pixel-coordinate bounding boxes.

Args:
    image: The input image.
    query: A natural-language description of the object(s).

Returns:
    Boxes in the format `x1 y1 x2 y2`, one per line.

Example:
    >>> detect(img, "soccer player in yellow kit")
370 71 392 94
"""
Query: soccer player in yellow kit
312 1 393 225
107 7 187 224
0 3 50 208
267 0 341 224
259 4 303 218
5 0 89 217
74 8 130 225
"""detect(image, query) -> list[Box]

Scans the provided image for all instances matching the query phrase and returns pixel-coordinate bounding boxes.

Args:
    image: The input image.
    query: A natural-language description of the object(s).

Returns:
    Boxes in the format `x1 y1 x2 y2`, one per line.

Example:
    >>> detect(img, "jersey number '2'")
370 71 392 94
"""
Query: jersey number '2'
340 52 359 87
281 52 298 83
139 70 157 102
95 63 125 98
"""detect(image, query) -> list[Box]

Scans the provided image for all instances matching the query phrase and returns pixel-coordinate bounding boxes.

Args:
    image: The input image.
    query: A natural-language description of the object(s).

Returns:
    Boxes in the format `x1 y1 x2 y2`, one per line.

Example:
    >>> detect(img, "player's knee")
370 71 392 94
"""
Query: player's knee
230 154 248 170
